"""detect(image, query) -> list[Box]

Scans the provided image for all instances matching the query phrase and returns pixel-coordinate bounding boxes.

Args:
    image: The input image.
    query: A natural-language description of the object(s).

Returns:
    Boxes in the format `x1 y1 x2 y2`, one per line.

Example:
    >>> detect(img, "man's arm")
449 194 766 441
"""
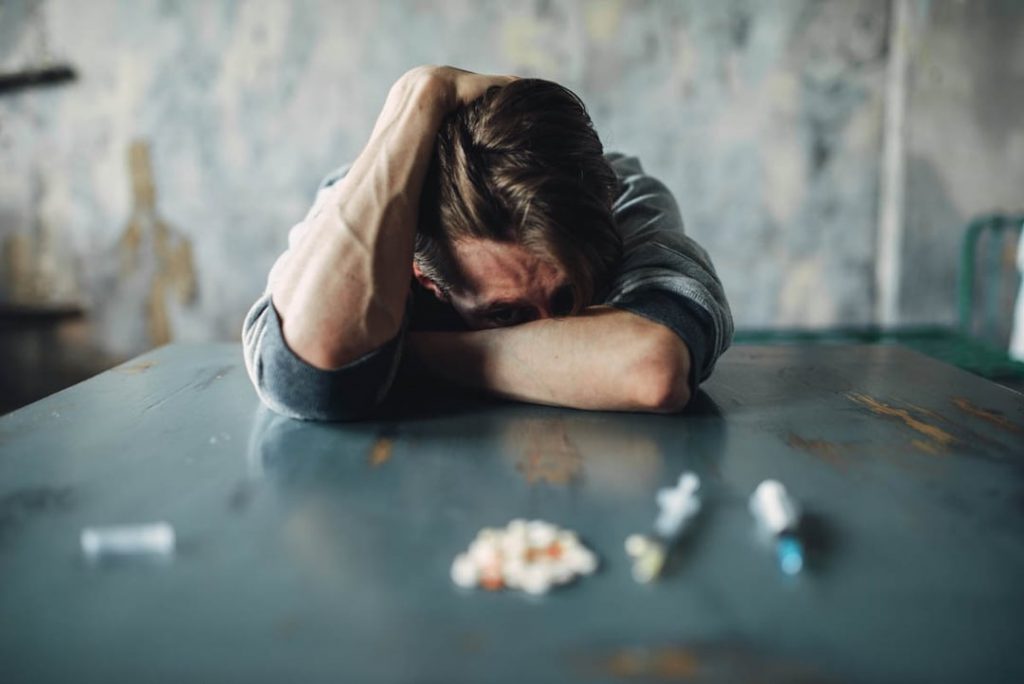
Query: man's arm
269 66 515 370
268 67 439 369
405 153 732 415
406 307 691 412
243 66 517 420
603 153 733 386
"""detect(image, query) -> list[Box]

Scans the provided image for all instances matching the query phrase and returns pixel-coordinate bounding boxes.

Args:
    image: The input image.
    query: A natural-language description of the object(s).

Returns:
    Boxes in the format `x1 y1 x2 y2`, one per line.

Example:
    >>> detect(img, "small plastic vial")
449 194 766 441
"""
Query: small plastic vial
81 522 175 558
749 480 805 575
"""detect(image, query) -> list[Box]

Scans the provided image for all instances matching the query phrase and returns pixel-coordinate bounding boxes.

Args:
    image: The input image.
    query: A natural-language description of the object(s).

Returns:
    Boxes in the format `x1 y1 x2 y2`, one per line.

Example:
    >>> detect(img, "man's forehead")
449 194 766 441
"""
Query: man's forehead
451 238 568 303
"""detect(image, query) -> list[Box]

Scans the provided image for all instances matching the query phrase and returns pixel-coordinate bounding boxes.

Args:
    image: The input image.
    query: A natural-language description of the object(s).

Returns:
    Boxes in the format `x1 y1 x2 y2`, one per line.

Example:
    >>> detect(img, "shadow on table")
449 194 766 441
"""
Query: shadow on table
377 375 508 422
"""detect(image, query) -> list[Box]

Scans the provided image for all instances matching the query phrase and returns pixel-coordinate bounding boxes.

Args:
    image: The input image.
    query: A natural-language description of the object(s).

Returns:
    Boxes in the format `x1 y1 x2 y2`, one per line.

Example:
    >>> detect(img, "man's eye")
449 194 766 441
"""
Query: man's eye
487 308 524 325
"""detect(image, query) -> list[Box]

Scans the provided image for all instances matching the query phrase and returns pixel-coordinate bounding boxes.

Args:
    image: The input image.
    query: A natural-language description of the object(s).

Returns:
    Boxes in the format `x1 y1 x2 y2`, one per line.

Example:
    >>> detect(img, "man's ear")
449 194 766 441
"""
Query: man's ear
412 261 447 300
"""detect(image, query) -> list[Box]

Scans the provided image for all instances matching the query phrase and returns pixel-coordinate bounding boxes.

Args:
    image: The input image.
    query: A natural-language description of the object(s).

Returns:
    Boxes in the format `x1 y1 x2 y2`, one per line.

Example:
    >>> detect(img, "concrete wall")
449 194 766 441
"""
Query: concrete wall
900 0 1024 329
0 0 1021 359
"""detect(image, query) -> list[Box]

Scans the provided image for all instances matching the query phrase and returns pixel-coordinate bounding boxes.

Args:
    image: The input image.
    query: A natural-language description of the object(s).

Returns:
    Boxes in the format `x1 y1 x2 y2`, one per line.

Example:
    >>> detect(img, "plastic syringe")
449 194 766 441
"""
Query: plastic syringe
625 472 702 583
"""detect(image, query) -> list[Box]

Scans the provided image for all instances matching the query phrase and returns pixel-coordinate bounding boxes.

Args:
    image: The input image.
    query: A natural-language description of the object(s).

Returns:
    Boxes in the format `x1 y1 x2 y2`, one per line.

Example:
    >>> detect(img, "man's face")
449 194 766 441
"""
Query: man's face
415 239 574 330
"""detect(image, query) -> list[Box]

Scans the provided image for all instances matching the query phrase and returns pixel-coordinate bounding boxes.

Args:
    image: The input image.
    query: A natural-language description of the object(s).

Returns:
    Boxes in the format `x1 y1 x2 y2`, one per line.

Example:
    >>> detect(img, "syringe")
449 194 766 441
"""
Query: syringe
625 472 702 583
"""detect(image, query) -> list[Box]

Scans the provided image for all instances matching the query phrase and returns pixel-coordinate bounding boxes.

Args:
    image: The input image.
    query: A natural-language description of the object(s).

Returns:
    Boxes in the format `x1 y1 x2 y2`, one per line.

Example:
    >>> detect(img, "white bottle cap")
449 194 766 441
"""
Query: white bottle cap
749 480 800 535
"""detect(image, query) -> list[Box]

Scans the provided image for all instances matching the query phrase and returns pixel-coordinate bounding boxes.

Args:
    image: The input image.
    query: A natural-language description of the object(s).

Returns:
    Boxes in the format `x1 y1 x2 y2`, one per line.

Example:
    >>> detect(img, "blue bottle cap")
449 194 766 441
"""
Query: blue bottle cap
776 535 804 575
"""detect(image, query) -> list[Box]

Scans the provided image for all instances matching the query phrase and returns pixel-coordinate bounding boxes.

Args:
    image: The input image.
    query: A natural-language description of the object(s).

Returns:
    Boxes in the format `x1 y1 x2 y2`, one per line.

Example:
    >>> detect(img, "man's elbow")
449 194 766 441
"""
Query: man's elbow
630 332 692 413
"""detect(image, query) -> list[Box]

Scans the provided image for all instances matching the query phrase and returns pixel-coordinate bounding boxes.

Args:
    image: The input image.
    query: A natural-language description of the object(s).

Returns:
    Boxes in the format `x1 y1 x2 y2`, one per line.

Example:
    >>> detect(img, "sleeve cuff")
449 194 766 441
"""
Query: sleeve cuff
243 292 406 421
608 289 713 397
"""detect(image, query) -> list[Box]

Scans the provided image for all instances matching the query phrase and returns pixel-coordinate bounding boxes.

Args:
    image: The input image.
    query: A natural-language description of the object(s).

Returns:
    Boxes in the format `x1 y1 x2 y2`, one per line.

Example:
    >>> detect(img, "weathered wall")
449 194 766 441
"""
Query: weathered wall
900 0 1024 327
0 0 1020 359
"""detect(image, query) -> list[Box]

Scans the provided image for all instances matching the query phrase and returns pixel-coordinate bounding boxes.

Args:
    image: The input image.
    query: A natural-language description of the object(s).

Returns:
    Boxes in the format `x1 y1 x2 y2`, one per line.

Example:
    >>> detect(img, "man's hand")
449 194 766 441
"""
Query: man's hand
406 307 693 413
419 65 518 112
371 66 516 136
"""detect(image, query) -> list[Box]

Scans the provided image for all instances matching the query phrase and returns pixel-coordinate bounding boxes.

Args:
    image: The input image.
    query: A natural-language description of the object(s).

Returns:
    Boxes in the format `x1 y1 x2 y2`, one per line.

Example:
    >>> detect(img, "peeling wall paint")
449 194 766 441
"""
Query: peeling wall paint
0 0 1021 358
117 140 196 348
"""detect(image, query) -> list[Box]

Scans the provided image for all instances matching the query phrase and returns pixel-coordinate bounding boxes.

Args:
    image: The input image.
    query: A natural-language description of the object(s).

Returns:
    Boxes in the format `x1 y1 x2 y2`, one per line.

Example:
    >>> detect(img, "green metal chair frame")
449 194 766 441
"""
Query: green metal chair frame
958 213 1024 343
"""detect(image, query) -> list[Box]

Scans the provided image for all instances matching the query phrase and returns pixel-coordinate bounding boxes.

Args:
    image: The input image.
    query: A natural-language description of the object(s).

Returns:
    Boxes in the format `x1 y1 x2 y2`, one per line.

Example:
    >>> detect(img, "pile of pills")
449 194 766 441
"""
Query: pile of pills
450 519 598 595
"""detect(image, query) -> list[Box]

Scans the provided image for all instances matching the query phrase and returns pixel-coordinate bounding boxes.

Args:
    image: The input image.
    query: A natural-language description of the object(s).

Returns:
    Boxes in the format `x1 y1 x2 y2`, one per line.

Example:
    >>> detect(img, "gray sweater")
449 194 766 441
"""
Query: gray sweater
242 152 733 420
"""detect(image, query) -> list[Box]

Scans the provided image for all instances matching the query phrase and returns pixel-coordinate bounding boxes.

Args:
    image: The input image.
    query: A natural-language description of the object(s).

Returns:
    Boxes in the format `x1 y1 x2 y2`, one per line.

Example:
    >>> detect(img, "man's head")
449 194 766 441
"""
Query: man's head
415 78 622 329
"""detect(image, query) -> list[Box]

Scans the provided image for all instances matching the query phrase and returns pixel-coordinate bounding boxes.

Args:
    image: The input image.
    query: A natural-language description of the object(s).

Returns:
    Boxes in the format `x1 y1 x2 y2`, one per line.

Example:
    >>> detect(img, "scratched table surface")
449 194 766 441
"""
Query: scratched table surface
1 343 1023 683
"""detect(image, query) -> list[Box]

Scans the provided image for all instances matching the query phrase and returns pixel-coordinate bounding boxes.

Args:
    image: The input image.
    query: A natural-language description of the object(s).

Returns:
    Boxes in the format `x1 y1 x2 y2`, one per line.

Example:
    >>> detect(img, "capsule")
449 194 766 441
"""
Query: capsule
81 522 175 558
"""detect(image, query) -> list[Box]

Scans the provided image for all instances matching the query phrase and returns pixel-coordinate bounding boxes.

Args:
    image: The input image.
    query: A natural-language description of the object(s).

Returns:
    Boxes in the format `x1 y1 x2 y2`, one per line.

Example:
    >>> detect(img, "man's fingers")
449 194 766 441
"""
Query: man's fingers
420 65 522 110
460 69 519 97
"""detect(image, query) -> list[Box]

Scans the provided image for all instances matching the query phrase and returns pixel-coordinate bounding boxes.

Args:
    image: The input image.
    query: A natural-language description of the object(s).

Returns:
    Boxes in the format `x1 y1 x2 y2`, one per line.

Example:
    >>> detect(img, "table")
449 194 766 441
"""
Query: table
1 343 1022 683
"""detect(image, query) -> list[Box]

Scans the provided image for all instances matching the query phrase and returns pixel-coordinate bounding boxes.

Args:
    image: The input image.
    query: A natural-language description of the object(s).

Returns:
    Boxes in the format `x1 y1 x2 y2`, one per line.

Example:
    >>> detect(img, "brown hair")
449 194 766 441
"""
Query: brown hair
415 78 622 313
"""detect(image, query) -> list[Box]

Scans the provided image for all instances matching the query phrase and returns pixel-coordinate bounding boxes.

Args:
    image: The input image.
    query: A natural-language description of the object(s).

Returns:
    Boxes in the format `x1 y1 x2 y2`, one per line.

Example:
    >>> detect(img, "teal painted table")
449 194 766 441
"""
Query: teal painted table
1 343 1022 683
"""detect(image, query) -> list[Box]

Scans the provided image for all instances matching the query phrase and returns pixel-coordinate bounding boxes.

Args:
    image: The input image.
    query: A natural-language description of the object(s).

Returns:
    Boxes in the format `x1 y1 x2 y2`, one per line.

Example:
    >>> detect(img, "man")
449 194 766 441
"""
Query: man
242 66 732 420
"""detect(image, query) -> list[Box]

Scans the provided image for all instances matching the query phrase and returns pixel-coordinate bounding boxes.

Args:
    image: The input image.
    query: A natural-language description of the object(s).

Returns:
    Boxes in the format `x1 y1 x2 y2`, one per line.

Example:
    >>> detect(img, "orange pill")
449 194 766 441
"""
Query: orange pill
481 574 504 591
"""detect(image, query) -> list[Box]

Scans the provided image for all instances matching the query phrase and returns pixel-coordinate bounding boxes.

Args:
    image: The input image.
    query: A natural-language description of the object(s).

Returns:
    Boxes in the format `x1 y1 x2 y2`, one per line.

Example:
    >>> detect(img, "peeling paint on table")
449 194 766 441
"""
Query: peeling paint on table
368 437 394 468
846 392 958 453
951 396 1023 435
786 432 850 471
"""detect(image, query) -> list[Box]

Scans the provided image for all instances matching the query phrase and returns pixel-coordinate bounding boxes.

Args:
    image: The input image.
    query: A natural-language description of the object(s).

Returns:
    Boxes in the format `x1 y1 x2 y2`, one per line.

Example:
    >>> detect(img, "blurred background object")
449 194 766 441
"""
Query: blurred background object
1 0 1022 412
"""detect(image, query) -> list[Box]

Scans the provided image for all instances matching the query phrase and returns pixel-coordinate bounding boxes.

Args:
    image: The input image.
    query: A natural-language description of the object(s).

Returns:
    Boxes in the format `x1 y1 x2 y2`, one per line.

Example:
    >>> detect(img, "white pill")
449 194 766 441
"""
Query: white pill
81 522 175 558
527 520 557 547
503 558 527 589
550 559 577 584
631 545 666 584
450 553 478 588
625 534 650 557
506 519 528 536
566 547 597 575
557 530 580 547
519 565 552 595
468 538 501 567
504 526 528 550
500 532 527 557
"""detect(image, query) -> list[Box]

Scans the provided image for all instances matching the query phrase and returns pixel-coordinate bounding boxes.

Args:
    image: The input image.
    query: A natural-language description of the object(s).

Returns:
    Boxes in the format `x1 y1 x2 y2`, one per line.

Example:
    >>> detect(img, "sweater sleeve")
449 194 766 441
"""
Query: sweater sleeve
602 152 734 387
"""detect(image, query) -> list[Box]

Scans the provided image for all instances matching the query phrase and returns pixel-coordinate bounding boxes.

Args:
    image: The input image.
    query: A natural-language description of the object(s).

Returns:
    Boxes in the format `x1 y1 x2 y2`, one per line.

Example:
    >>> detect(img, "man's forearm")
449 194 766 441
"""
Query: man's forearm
407 307 692 412
269 70 446 369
